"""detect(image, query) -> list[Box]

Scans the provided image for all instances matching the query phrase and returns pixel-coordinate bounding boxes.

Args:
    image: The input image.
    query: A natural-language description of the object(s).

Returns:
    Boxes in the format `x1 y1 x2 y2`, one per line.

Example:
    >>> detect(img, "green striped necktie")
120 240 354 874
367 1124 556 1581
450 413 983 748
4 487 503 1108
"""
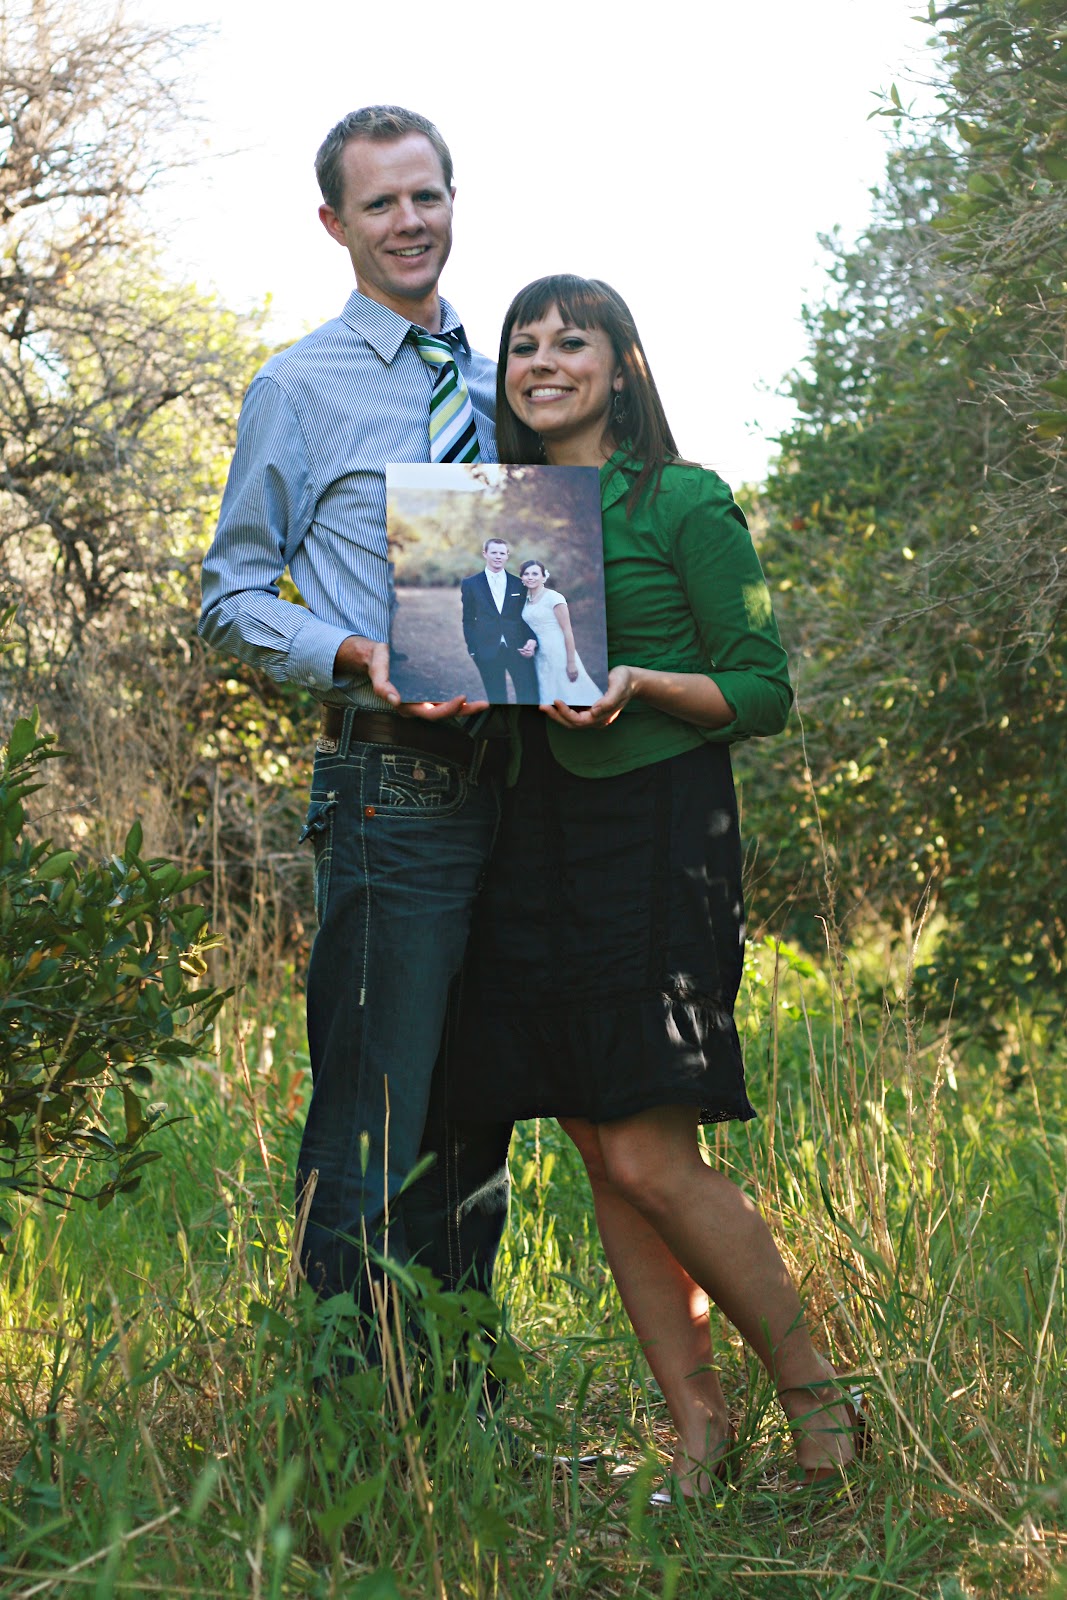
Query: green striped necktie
409 328 481 464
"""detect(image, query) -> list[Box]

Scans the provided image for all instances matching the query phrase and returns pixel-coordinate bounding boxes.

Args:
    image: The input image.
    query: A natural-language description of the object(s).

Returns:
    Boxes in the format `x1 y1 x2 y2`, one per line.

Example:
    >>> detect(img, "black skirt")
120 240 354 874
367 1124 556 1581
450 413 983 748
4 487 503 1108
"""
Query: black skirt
451 712 756 1126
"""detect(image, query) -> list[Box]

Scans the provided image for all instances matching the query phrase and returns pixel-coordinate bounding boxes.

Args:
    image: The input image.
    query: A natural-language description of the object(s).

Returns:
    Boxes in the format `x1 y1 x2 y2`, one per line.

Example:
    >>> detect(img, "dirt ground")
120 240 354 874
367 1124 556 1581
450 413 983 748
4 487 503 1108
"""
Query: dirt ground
389 584 516 704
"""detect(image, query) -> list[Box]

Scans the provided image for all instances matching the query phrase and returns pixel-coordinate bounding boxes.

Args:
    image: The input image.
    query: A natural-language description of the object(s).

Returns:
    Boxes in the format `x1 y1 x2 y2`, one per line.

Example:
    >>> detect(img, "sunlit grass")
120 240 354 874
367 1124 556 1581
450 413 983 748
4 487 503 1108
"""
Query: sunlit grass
0 945 1064 1598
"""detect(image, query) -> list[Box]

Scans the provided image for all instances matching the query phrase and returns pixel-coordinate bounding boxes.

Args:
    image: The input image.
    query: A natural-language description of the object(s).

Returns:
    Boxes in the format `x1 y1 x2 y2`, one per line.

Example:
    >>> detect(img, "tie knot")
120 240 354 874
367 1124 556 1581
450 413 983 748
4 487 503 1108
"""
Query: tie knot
410 329 455 369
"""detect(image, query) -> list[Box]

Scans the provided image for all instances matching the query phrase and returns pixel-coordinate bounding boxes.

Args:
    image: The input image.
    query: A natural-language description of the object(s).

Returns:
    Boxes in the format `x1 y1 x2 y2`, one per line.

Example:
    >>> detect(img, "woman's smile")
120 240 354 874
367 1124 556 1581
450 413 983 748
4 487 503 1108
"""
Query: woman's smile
505 302 622 463
525 384 575 402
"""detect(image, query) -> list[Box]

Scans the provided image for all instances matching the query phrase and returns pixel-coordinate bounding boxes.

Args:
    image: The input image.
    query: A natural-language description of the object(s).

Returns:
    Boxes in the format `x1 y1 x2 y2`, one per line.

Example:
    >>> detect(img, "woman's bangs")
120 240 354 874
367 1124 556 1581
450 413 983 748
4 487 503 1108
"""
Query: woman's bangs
508 275 612 337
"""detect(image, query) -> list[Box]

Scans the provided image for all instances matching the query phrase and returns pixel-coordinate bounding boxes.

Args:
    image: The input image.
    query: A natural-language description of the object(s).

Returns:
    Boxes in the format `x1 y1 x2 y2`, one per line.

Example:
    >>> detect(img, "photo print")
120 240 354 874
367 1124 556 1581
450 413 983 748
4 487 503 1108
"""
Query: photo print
385 463 608 706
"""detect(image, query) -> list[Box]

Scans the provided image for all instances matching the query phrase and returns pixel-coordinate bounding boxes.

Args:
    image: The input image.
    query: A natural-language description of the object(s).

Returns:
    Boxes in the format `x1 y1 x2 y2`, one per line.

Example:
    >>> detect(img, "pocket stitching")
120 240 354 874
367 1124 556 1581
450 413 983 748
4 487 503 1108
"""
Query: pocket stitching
373 753 468 815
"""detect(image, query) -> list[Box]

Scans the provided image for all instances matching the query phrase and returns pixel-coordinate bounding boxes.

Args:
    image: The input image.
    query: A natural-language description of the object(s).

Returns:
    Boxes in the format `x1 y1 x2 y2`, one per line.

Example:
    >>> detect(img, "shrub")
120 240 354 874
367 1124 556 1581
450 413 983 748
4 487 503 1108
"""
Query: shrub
0 707 224 1249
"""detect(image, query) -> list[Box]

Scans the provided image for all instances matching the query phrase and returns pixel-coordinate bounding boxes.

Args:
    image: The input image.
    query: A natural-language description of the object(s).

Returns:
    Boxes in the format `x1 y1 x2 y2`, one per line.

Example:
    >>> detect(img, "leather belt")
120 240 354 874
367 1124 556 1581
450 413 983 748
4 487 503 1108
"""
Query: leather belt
320 706 507 782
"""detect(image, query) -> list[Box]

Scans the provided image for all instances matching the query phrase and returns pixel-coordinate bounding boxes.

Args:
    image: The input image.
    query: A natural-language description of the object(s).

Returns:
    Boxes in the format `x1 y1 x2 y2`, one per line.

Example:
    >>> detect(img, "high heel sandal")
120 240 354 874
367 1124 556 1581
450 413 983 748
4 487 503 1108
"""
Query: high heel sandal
649 1420 740 1507
779 1385 870 1489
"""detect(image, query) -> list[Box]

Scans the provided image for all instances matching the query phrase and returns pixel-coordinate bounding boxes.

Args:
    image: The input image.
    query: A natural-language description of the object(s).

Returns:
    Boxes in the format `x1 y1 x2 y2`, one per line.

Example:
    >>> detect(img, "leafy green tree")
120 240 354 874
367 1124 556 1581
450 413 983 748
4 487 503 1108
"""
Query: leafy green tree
745 0 1067 1048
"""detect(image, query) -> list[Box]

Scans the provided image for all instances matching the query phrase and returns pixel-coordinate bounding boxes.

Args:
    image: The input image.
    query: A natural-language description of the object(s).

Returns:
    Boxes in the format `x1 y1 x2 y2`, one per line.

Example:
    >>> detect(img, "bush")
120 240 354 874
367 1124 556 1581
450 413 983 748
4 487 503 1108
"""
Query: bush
0 708 224 1248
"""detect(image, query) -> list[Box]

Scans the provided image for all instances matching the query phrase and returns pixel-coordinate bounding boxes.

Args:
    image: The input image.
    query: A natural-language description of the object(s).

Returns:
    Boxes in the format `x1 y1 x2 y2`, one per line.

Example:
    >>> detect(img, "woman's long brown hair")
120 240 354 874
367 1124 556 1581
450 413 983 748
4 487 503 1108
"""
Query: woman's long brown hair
495 274 681 507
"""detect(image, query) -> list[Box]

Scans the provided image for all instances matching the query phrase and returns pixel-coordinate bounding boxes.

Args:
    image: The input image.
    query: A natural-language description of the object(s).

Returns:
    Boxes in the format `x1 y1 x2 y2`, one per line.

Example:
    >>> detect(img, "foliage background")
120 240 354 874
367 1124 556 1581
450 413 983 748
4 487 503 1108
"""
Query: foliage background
742 0 1067 1060
1 0 1065 1594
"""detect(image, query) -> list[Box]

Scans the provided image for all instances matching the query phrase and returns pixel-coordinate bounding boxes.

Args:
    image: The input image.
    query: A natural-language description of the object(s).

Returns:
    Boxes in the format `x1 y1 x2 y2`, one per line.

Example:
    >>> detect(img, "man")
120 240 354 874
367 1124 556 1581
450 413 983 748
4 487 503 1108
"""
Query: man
199 106 511 1324
461 538 539 704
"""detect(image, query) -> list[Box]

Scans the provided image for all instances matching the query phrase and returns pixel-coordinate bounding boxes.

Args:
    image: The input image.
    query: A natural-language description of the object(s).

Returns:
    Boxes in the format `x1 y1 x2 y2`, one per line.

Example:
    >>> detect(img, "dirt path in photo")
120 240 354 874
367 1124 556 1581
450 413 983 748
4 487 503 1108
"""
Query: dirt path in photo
390 585 491 703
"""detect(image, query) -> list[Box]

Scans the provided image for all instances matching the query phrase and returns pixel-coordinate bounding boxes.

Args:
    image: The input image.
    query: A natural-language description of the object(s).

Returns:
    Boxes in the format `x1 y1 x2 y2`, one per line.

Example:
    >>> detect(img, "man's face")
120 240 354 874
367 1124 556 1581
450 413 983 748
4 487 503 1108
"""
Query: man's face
484 542 509 573
319 132 454 319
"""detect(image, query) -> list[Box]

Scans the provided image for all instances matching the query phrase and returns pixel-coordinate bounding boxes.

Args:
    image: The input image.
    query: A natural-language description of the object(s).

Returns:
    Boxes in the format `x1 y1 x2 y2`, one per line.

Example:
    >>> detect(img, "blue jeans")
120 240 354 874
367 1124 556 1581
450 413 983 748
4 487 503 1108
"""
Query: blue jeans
296 711 512 1309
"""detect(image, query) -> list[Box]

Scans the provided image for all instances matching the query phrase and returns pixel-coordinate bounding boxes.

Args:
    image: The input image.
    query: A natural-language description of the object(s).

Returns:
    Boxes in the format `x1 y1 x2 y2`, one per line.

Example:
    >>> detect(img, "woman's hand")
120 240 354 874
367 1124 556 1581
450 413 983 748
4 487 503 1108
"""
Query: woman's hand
543 665 639 728
566 657 579 682
544 664 736 732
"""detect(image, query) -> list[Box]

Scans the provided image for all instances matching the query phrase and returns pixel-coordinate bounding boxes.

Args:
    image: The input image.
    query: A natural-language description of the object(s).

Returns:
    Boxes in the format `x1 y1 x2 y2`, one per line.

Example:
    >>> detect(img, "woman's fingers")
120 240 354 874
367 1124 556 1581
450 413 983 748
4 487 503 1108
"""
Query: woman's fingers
542 702 587 726
544 701 616 729
541 667 636 729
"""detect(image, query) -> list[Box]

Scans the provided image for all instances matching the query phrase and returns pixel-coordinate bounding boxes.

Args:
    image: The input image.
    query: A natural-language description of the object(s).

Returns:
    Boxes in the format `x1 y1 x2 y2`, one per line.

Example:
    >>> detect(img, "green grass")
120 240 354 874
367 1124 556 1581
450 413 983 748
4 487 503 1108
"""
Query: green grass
0 943 1064 1598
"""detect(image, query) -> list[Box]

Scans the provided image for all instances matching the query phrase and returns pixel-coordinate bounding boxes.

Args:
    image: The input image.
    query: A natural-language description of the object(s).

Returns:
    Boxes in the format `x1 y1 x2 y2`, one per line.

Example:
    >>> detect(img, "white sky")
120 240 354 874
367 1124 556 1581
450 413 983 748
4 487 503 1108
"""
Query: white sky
387 464 503 492
135 0 939 488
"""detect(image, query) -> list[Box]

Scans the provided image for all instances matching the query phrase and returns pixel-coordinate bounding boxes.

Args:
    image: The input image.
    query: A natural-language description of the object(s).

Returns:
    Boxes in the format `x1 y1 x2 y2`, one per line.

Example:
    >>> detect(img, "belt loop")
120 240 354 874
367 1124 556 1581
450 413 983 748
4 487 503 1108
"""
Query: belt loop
340 706 355 760
469 738 487 784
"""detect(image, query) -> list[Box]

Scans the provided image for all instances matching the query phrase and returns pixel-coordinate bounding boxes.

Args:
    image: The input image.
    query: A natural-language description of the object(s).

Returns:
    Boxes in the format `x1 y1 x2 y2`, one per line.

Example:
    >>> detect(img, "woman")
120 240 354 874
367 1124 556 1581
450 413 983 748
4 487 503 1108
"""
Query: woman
453 275 862 1497
519 558 603 706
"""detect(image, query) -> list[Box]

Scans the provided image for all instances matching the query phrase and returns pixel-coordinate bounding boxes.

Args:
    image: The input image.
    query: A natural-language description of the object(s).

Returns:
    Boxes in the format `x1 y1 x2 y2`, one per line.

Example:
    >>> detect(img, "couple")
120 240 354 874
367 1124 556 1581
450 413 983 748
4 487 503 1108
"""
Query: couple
461 536 601 706
201 103 863 1501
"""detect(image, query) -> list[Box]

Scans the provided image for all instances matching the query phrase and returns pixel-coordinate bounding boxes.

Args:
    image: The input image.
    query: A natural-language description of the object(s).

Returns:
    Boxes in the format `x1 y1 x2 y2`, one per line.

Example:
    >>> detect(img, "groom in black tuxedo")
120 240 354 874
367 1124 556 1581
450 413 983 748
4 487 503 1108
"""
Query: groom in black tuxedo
461 537 540 704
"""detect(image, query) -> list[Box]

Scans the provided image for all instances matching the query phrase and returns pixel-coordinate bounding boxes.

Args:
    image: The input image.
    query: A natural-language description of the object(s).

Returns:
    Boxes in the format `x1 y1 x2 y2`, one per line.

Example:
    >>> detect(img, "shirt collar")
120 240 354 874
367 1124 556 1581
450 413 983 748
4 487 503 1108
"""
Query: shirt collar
600 449 637 511
339 289 471 363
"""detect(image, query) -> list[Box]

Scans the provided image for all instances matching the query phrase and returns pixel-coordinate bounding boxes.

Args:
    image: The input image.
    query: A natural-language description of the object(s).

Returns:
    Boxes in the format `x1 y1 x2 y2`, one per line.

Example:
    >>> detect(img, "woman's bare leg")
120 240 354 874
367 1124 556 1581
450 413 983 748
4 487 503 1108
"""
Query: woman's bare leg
561 1117 731 1490
592 1106 857 1475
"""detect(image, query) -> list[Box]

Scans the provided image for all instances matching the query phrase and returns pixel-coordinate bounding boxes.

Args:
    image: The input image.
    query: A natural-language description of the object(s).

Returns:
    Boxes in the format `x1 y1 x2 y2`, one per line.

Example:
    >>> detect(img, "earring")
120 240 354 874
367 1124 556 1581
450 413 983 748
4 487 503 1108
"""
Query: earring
612 390 626 425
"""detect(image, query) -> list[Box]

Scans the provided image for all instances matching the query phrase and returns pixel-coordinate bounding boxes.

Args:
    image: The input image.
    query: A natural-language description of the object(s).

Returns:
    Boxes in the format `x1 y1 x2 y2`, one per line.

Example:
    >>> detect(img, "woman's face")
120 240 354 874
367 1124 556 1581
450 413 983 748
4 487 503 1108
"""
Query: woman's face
504 304 622 462
520 564 546 589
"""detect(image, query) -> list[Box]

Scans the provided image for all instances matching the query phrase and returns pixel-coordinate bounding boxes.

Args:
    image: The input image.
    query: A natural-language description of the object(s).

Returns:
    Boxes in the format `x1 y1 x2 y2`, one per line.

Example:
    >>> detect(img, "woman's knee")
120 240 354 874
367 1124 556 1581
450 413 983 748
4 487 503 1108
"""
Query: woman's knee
596 1137 681 1218
559 1117 610 1185
599 1107 712 1212
563 1115 694 1213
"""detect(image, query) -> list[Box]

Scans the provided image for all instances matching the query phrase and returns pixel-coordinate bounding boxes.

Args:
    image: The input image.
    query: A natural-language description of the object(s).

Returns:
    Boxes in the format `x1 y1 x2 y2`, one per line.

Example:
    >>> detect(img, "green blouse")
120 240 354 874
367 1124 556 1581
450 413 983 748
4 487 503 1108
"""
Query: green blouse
546 454 793 779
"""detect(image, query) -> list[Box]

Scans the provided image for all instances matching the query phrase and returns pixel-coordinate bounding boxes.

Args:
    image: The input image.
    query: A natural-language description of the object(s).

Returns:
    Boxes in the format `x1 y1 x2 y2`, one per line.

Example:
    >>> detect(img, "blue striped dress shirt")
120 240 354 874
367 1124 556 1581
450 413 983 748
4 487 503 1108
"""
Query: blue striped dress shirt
199 290 497 706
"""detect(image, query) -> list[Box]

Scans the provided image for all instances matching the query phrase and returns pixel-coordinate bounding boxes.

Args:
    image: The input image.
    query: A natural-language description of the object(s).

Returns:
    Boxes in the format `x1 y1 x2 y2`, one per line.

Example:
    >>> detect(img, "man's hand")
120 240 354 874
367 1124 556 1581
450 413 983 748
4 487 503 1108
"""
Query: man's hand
332 635 488 721
518 640 537 658
400 696 489 721
335 635 400 705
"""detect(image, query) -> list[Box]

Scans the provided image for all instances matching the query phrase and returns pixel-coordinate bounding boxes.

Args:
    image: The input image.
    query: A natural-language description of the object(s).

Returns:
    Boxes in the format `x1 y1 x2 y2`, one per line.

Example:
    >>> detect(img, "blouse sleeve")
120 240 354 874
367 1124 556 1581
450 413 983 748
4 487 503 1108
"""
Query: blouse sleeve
671 474 793 739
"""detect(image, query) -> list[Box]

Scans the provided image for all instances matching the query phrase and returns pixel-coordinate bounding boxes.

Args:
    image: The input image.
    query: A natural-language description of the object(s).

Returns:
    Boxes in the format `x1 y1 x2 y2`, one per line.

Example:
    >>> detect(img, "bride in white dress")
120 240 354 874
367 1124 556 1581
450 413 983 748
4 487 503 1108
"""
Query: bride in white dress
519 560 603 706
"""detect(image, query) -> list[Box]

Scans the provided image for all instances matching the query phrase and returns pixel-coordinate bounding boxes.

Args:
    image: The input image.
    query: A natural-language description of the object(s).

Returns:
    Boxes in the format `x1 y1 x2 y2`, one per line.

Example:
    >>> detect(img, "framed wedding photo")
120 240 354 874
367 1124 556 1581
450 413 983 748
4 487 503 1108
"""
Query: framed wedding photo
385 463 608 707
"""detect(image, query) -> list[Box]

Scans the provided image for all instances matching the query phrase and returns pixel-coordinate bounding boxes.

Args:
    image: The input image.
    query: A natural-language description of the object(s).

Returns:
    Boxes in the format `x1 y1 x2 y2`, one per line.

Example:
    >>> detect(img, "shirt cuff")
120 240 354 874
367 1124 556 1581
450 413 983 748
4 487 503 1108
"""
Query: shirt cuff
709 669 791 738
288 614 364 694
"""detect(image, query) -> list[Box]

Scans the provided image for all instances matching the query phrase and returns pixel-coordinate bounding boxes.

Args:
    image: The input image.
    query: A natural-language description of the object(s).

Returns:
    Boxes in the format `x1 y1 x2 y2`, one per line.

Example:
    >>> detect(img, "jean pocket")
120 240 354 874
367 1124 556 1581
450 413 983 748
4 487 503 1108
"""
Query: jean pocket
373 752 467 815
299 794 338 923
